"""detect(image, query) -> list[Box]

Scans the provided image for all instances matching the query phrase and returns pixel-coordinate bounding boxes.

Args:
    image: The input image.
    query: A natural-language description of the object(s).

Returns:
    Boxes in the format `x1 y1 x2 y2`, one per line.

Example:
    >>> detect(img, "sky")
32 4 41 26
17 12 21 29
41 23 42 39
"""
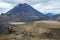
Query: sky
0 0 60 14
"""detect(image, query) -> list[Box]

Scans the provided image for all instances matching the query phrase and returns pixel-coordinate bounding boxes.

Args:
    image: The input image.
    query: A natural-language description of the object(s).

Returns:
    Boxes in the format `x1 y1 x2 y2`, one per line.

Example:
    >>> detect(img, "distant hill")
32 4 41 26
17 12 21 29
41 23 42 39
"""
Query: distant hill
1 3 45 22
45 13 55 20
52 14 60 21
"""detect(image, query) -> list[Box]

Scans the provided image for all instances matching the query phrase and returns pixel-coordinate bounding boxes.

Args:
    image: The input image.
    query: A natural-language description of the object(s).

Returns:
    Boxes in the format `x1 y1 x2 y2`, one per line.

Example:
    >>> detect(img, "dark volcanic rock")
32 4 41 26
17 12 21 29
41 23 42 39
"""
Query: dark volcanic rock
1 3 45 22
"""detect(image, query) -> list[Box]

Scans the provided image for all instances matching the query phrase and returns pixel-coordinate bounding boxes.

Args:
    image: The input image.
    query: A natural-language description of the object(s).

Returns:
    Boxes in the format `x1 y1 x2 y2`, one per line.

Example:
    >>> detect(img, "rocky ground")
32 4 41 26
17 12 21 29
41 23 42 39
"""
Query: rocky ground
0 20 60 40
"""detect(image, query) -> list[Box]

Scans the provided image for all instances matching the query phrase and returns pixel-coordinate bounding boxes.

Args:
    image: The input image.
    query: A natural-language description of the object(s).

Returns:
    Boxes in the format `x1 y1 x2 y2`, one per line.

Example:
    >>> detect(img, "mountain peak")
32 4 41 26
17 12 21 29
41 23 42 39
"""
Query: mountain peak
7 3 30 14
5 3 45 22
17 3 28 7
18 3 27 5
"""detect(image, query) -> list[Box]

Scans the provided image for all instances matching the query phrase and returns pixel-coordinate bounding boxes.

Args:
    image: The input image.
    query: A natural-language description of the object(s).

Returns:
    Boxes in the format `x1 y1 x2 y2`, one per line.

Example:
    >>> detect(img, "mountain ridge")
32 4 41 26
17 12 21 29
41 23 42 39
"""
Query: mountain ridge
1 3 45 22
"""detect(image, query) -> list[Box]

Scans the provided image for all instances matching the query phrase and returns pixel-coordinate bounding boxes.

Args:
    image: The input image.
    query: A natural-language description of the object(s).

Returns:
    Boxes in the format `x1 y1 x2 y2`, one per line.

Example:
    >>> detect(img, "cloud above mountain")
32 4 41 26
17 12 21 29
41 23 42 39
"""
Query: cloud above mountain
0 0 60 14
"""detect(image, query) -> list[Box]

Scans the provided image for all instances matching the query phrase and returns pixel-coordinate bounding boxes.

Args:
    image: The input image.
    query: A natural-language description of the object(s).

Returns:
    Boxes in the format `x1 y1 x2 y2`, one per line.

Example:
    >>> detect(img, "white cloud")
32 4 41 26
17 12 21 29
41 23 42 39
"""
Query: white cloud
0 3 12 9
0 0 60 14
32 1 60 14
0 1 14 13
1 0 41 5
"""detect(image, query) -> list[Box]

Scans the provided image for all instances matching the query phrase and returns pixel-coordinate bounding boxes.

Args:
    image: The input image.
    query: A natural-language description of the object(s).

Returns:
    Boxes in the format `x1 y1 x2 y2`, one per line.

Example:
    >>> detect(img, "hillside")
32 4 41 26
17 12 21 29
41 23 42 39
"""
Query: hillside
1 3 45 22
0 21 60 40
52 14 60 21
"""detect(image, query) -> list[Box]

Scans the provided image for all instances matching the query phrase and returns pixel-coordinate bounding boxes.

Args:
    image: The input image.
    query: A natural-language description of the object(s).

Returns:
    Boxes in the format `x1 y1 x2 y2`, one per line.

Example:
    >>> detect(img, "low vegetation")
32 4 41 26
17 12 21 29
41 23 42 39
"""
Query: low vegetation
0 20 60 40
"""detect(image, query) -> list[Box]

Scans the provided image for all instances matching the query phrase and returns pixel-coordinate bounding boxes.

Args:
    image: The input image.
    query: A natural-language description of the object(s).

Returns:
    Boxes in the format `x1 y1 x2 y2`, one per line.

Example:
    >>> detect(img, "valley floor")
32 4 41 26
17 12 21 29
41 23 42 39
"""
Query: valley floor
0 20 60 40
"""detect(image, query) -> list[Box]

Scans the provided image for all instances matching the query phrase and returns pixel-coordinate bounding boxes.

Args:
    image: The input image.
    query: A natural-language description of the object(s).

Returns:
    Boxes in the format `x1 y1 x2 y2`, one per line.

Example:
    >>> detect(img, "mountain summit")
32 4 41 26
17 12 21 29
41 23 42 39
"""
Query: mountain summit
1 3 45 22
